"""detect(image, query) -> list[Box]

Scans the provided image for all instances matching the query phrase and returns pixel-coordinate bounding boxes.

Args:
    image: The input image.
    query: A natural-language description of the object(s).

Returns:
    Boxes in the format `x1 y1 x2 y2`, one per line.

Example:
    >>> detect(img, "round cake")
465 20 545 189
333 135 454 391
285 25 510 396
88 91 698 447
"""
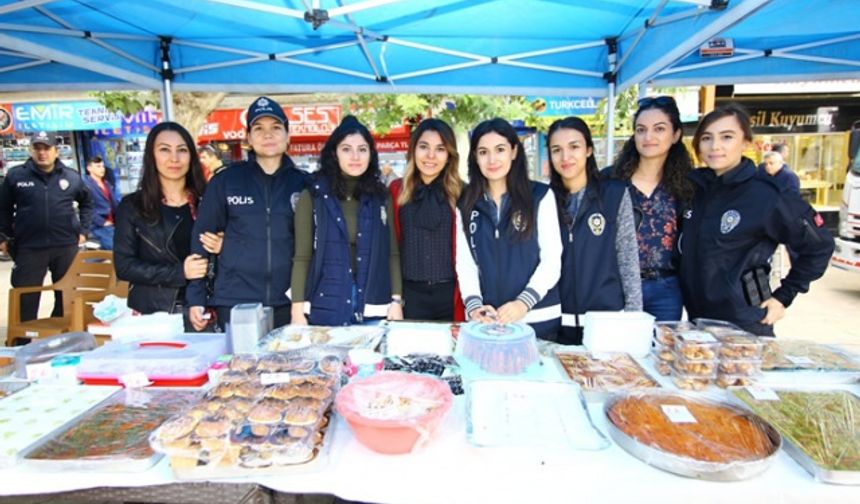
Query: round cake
456 322 538 375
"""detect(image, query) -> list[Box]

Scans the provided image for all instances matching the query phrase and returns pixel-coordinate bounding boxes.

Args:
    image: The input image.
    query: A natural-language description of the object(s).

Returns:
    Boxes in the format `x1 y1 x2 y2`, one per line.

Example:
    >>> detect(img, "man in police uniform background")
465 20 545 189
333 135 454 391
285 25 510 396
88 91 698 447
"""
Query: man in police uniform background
0 131 94 322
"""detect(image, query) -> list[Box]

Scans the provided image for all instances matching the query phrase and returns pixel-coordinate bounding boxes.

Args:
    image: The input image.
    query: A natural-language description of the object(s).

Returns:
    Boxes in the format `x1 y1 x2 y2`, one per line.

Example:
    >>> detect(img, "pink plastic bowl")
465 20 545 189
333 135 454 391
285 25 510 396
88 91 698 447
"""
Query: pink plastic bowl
335 371 453 454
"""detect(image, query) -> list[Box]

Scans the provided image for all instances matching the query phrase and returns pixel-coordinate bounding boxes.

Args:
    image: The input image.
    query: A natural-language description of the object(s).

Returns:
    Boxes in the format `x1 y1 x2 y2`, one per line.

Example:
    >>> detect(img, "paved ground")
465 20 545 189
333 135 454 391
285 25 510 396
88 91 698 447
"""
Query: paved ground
0 258 857 349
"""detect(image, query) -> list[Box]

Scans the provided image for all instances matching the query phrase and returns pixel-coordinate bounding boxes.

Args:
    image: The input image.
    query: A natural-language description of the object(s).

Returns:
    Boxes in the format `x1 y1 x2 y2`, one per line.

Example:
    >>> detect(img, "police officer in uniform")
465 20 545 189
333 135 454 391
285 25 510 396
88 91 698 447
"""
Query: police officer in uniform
680 105 833 336
0 131 94 322
187 97 307 330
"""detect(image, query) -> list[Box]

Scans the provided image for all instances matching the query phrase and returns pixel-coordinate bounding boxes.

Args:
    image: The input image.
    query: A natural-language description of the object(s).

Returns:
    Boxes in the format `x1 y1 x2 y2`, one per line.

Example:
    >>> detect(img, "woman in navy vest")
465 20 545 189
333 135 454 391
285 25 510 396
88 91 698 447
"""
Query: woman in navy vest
390 118 465 321
605 96 693 322
455 118 562 340
680 104 833 336
291 116 404 326
547 117 642 345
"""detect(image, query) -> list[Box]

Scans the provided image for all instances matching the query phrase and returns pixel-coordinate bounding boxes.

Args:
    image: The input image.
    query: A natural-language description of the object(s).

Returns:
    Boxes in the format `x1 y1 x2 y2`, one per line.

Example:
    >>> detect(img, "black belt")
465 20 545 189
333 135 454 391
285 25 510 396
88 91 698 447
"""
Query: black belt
640 269 675 280
404 279 455 286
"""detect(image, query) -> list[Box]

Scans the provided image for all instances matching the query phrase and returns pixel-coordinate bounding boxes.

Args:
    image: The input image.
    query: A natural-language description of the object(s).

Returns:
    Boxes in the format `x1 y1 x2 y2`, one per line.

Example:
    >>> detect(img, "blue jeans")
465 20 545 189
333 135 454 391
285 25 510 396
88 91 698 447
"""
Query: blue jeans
642 275 683 322
91 226 115 250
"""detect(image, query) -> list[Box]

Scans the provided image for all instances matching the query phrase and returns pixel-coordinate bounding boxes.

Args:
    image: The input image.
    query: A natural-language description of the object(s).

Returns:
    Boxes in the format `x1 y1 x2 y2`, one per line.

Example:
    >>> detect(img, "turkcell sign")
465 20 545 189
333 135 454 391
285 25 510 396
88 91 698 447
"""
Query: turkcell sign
527 96 600 116
13 101 124 132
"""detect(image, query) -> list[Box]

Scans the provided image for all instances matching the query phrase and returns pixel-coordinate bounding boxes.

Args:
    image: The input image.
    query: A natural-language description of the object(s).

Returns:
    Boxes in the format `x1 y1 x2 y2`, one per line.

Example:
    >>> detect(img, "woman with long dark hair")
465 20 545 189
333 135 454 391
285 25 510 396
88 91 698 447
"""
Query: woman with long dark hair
680 104 833 336
455 118 561 340
291 116 403 325
607 95 694 321
547 117 641 344
390 118 465 321
114 122 219 316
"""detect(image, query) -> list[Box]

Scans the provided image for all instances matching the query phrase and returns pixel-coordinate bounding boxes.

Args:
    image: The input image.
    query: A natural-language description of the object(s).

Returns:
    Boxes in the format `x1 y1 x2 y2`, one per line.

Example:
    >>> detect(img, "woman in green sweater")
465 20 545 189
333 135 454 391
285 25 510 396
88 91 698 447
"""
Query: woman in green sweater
291 116 403 325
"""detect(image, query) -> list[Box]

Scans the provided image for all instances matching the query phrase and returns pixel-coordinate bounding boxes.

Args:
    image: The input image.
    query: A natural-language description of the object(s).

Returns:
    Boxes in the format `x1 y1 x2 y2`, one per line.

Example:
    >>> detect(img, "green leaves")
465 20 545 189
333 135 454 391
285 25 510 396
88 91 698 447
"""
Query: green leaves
90 91 159 115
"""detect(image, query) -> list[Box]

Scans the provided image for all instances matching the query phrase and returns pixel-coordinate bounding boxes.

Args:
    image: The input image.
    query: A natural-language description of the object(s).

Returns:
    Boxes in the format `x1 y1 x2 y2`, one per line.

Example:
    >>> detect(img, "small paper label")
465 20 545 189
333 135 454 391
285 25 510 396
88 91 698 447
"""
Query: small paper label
25 331 39 337
746 385 779 401
661 404 697 423
785 355 815 366
119 372 152 388
260 372 292 385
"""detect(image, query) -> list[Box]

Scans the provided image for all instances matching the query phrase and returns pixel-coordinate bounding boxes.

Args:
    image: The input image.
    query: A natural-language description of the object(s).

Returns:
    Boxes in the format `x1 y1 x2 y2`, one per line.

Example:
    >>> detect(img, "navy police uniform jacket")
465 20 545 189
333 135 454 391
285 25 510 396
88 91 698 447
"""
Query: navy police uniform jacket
460 182 561 340
0 158 93 248
678 158 833 333
558 179 626 341
304 177 391 326
186 154 307 309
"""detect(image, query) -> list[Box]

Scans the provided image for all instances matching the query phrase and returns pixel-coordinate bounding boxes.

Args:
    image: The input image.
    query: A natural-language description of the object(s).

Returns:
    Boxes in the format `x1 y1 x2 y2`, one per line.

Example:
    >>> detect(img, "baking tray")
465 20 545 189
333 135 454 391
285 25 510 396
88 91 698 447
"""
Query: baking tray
20 388 201 472
0 381 29 400
731 388 860 485
554 351 661 401
168 410 339 480
260 325 385 360
604 392 782 481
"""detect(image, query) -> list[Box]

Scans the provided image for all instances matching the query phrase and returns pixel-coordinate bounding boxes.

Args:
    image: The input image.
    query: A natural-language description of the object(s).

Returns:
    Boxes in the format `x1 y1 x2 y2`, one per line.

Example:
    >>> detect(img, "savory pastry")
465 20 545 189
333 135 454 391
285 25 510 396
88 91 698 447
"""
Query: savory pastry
247 399 284 424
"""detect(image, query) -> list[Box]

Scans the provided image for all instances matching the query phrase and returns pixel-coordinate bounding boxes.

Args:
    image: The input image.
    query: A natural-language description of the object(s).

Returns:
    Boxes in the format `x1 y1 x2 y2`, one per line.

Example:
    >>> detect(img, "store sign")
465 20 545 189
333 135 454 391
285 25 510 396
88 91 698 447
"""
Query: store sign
526 96 600 116
748 107 838 132
94 110 161 138
0 104 13 134
12 101 123 132
199 104 343 142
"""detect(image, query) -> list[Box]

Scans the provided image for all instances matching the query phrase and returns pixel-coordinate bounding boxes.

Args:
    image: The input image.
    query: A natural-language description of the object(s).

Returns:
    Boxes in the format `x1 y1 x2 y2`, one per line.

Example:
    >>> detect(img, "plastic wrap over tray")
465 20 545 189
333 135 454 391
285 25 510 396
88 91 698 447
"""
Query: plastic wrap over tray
733 388 860 485
604 391 781 481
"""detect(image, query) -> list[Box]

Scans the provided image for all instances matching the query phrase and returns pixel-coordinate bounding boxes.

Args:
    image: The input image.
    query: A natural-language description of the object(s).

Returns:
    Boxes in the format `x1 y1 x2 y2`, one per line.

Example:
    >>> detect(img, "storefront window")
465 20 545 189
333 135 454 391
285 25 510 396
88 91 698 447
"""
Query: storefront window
755 133 847 209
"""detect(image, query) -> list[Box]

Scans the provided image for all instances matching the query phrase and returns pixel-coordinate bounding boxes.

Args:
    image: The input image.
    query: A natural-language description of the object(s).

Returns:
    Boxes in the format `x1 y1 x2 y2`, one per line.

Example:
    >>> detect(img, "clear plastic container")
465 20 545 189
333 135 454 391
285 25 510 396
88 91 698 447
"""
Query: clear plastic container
76 333 228 386
717 333 765 359
456 322 538 375
654 321 697 347
670 371 715 391
694 318 743 337
671 354 718 376
14 332 96 379
716 373 760 389
718 359 763 376
674 331 719 361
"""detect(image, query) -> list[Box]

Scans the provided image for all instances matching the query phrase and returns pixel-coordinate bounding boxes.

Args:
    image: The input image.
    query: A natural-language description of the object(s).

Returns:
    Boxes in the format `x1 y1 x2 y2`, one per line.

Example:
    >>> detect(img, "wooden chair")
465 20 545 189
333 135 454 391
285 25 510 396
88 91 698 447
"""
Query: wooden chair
6 250 117 346
70 280 129 346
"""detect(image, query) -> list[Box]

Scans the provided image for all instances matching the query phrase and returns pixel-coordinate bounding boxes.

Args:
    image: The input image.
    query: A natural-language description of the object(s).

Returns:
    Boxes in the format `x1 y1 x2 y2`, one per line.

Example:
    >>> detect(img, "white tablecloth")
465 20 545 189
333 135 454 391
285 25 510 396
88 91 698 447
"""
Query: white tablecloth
1 358 858 503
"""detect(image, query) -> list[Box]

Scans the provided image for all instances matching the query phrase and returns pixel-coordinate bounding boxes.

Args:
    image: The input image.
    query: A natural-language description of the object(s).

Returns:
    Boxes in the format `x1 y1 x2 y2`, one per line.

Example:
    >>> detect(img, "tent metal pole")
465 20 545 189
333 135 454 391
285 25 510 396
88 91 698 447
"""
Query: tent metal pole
638 82 648 99
616 0 668 72
0 60 50 74
328 0 402 18
499 60 603 78
159 37 174 121
605 37 618 166
779 33 860 52
774 53 860 68
658 51 762 75
0 0 56 15
618 0 772 90
391 60 489 81
501 40 605 60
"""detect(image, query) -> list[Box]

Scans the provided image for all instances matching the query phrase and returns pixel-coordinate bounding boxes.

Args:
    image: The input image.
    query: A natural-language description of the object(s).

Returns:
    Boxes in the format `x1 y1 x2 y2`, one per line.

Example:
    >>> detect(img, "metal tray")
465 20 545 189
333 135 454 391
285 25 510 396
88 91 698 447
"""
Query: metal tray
731 388 860 485
604 392 782 481
20 388 200 472
0 381 29 400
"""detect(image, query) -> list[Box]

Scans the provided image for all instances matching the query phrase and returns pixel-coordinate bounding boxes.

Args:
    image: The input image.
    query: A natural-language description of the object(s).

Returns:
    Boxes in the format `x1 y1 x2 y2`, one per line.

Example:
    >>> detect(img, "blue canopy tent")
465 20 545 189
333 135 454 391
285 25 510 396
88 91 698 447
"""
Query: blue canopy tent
1 0 858 159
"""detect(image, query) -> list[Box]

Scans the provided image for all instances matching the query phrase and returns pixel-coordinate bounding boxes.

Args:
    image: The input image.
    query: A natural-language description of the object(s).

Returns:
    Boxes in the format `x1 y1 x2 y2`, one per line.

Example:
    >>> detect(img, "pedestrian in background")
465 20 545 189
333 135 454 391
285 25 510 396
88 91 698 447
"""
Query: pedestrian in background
0 131 94 321
680 104 834 336
84 156 119 250
760 150 801 194
456 118 562 340
390 118 465 321
291 116 403 325
605 96 693 322
198 144 226 181
548 117 641 344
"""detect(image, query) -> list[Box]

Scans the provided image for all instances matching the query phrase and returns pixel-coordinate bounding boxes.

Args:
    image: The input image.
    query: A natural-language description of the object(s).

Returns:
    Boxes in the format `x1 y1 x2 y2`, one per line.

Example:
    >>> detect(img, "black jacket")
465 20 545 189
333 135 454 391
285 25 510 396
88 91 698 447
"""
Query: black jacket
679 158 834 329
113 192 193 314
186 155 308 308
0 158 93 248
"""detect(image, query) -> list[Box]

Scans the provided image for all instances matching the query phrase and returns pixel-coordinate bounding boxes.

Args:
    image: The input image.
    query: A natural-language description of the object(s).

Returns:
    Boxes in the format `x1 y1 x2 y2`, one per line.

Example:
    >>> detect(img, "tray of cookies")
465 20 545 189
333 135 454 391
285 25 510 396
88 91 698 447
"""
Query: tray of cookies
555 351 660 399
150 352 342 479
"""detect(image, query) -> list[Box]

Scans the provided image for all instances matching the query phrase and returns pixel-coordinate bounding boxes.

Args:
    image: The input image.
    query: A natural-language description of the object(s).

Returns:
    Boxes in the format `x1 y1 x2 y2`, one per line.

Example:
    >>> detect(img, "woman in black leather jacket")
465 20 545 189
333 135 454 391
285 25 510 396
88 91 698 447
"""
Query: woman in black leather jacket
114 122 221 316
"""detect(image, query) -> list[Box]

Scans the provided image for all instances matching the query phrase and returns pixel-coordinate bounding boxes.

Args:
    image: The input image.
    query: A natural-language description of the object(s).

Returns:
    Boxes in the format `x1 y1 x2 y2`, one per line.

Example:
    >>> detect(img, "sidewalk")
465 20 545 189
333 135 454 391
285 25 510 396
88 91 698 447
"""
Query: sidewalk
0 259 858 349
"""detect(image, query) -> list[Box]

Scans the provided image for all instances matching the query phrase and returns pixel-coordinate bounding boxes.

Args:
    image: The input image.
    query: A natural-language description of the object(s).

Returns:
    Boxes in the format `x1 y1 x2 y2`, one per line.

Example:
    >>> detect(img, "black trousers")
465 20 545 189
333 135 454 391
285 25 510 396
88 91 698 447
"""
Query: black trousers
11 245 79 321
403 280 455 321
216 303 292 331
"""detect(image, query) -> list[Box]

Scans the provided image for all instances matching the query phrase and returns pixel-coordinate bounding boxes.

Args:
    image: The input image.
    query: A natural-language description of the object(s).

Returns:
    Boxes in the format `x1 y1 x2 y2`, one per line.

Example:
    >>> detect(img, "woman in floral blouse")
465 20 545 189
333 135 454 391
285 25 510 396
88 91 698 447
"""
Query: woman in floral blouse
605 96 693 321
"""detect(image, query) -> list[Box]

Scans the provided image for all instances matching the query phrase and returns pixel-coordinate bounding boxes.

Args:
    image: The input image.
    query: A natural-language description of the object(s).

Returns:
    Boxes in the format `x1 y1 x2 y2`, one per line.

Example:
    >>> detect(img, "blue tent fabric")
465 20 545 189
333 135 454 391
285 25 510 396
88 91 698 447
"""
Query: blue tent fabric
0 0 858 95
